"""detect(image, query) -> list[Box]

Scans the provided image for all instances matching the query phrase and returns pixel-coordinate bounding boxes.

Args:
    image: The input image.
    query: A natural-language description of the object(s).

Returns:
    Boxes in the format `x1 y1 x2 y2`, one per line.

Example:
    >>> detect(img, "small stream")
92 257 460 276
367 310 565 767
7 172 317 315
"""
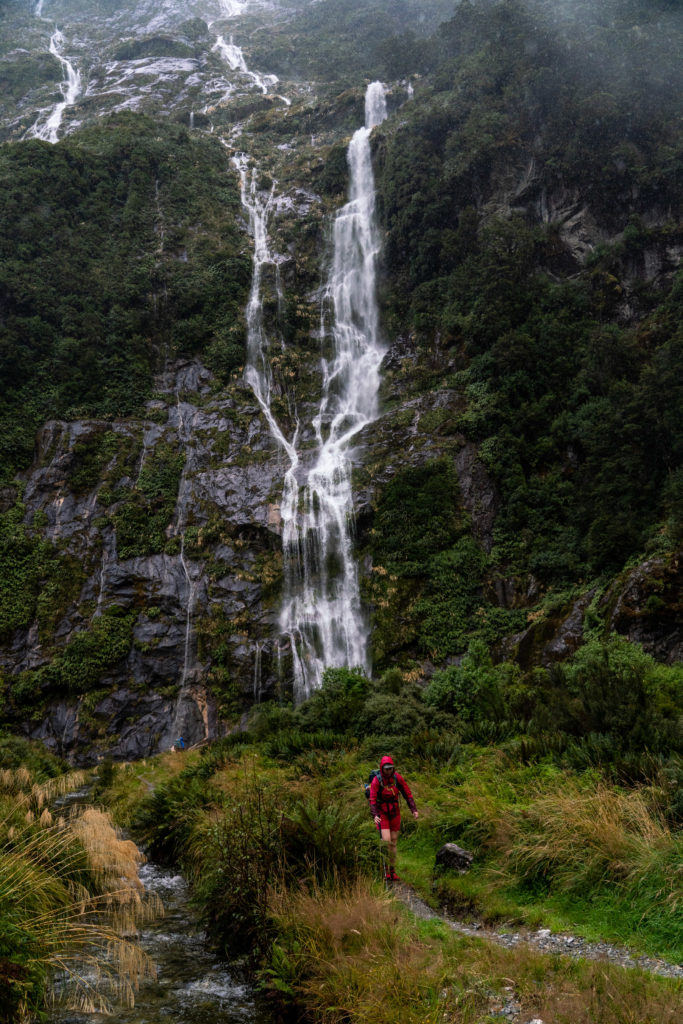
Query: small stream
51 795 273 1024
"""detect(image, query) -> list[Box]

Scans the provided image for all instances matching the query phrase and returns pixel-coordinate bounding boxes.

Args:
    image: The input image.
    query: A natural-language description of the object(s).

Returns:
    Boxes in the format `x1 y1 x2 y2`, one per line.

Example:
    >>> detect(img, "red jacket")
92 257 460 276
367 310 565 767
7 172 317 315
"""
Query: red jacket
369 757 416 820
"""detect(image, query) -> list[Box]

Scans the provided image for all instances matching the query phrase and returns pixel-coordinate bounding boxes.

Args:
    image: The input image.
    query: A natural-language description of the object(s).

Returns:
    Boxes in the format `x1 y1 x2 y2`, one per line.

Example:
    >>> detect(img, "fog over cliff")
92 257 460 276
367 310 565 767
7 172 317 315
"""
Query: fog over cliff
0 0 680 762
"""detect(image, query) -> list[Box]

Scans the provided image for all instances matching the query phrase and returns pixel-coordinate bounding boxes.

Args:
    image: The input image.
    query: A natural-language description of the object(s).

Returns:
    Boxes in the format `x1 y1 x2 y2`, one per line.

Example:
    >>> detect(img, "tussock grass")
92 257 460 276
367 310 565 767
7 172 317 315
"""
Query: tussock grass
97 739 683 1021
265 879 683 1024
266 879 471 1023
498 779 676 890
0 766 158 1020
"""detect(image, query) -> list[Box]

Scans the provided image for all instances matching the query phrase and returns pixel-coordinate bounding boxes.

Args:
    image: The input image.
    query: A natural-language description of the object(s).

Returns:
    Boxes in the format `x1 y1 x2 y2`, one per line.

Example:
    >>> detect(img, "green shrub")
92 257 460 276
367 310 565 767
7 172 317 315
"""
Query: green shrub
425 641 518 723
281 796 376 880
532 638 683 756
132 772 216 863
262 729 342 761
297 666 371 733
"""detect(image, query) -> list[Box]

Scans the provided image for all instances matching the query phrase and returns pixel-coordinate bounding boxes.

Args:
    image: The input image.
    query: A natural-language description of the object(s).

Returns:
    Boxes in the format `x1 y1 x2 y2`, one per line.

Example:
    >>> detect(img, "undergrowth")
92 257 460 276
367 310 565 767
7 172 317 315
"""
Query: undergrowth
0 765 157 1021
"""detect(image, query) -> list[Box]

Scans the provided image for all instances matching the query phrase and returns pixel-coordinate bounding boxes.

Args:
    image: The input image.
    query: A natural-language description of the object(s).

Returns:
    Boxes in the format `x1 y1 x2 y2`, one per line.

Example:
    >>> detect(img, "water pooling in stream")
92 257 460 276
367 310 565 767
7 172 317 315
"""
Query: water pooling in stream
51 860 272 1024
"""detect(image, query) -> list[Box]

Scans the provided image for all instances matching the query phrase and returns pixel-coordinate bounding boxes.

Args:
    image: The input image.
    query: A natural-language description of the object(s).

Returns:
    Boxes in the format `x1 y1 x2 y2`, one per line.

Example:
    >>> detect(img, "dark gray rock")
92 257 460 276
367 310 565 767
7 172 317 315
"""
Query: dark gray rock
435 843 474 874
454 443 499 554
603 552 683 664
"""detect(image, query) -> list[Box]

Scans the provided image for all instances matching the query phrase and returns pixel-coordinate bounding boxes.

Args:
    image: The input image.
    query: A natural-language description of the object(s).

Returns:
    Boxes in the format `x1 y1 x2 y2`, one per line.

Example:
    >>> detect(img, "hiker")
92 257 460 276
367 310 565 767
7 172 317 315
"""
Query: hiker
368 755 418 881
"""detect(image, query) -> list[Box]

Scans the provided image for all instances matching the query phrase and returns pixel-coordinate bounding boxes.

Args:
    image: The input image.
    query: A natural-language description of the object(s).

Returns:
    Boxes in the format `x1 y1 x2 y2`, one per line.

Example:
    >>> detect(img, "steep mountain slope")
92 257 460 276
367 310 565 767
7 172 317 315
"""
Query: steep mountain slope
0 0 680 760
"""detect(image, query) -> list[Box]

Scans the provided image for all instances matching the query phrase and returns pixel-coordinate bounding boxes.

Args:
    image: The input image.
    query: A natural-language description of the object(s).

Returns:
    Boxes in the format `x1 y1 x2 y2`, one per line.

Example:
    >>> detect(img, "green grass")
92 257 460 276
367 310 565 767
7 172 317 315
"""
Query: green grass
100 740 683 965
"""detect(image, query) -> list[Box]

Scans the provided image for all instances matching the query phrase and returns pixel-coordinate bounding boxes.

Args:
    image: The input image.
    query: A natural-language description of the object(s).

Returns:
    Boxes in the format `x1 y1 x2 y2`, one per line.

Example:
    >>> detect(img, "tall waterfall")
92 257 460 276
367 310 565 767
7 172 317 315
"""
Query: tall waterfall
280 81 388 699
26 29 81 142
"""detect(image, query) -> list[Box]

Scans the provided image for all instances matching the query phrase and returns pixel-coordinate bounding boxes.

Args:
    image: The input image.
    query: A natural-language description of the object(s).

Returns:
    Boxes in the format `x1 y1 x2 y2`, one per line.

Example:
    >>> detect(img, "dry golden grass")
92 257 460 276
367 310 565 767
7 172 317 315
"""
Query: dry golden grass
0 768 160 1018
267 880 488 1023
266 876 683 1024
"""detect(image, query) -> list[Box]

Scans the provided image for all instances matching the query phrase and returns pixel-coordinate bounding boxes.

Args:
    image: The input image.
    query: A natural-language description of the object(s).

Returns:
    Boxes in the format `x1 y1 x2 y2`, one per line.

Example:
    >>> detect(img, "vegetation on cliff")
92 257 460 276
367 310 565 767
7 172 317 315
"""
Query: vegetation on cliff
0 115 250 482
371 0 683 595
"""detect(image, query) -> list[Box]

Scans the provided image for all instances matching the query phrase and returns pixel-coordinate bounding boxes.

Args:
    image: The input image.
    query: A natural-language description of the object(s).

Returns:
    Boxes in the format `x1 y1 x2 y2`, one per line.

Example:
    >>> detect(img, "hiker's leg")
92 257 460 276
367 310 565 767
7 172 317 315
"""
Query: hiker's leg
388 829 399 871
380 825 392 872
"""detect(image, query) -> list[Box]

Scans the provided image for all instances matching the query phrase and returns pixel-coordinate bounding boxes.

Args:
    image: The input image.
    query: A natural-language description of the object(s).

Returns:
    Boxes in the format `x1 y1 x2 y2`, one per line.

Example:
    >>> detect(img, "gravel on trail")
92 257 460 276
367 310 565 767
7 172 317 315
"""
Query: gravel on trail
392 883 683 981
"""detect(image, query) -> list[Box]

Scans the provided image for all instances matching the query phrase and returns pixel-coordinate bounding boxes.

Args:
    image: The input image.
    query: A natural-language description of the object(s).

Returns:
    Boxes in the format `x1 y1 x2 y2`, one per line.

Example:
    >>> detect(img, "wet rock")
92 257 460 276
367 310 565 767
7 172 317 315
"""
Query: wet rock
454 443 499 554
435 843 474 873
503 591 594 670
602 551 683 663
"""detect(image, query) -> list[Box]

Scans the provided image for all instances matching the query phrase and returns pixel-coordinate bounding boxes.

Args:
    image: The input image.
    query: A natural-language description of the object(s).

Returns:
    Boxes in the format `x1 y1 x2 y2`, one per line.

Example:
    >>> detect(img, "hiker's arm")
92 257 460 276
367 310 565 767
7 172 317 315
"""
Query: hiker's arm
369 776 381 822
396 774 418 815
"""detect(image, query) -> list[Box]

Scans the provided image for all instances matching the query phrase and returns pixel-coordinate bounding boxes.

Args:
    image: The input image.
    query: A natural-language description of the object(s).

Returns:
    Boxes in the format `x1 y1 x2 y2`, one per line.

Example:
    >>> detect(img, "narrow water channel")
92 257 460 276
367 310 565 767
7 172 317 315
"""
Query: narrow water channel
51 794 273 1024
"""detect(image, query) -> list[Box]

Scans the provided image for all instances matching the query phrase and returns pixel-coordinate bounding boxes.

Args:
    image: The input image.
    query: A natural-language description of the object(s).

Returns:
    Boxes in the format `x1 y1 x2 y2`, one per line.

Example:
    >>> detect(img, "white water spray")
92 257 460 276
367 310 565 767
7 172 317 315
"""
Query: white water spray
239 83 388 700
27 28 81 142
178 536 197 690
218 0 248 15
212 34 279 95
279 82 388 699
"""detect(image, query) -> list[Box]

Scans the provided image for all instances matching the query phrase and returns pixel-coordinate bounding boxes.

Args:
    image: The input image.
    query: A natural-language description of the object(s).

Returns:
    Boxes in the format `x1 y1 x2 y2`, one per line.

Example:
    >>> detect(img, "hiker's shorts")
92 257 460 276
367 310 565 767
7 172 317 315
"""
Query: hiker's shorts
379 811 401 833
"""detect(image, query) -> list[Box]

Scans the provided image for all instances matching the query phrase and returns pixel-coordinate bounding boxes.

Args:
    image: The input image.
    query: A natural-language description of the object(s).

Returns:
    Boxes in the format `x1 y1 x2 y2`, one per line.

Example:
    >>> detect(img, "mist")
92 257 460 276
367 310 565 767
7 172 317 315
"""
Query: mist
505 0 683 99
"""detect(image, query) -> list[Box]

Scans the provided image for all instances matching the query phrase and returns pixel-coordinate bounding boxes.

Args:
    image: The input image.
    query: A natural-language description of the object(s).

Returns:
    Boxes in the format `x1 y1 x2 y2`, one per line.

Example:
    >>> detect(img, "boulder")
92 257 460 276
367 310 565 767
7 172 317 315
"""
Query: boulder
435 843 474 874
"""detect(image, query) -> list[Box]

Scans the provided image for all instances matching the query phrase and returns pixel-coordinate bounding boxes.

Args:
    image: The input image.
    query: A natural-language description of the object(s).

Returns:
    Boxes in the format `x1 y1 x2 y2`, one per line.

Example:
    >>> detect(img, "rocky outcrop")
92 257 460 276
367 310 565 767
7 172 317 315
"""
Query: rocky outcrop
435 843 474 874
602 552 683 664
4 359 287 761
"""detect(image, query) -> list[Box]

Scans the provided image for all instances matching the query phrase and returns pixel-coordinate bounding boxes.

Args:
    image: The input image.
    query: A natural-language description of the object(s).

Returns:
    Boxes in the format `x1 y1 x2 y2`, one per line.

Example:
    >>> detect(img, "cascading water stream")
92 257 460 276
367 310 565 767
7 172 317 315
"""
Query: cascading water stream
233 154 300 465
27 28 81 142
209 0 289 107
279 82 388 699
238 83 388 701
178 536 197 690
169 391 202 742
212 35 278 95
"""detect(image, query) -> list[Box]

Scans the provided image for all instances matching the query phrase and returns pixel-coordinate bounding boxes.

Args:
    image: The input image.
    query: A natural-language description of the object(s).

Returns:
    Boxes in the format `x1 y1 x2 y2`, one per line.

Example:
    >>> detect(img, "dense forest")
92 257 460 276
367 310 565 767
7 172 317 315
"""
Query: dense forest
375 0 683 581
0 117 250 480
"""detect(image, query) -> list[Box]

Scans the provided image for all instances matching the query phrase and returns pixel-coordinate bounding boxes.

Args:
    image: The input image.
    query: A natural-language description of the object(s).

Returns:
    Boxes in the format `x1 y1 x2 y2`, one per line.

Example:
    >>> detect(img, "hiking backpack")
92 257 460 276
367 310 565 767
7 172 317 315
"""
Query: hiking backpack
364 768 382 800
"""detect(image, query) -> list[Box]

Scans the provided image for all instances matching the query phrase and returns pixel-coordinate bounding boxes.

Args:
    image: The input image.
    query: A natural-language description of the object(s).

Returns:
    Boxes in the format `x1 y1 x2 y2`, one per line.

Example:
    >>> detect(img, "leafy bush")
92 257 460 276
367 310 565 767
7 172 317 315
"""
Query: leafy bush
425 641 519 723
297 666 372 733
281 795 376 880
529 638 683 756
262 729 343 761
132 772 215 863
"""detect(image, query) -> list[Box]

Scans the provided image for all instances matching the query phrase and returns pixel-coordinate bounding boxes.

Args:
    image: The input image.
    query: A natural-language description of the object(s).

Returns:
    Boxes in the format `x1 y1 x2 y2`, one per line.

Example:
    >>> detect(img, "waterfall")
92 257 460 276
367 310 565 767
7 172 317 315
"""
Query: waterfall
253 641 264 704
236 79 387 701
218 0 248 15
178 536 197 690
233 154 301 694
26 29 81 142
279 82 388 699
212 34 279 96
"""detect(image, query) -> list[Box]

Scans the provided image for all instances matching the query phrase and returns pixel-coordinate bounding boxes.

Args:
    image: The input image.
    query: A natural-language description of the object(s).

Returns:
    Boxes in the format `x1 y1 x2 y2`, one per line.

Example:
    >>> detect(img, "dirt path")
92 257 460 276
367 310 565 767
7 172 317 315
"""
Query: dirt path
392 883 683 981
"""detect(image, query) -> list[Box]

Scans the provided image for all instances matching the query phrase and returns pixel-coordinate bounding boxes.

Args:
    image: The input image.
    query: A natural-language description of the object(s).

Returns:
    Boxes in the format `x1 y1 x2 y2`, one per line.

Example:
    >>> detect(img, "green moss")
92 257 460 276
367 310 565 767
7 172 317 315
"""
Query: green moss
8 606 137 713
111 442 185 559
68 429 121 495
0 497 85 644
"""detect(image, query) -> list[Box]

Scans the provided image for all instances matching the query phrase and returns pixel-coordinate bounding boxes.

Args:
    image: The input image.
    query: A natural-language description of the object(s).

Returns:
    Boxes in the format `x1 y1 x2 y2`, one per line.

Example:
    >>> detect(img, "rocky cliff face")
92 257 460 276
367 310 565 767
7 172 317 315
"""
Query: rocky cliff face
0 0 681 761
3 360 284 758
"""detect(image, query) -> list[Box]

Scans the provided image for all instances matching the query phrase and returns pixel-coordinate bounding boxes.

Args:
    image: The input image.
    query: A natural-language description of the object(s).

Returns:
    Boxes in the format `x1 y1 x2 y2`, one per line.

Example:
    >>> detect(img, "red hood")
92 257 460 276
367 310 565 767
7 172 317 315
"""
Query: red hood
379 755 394 770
